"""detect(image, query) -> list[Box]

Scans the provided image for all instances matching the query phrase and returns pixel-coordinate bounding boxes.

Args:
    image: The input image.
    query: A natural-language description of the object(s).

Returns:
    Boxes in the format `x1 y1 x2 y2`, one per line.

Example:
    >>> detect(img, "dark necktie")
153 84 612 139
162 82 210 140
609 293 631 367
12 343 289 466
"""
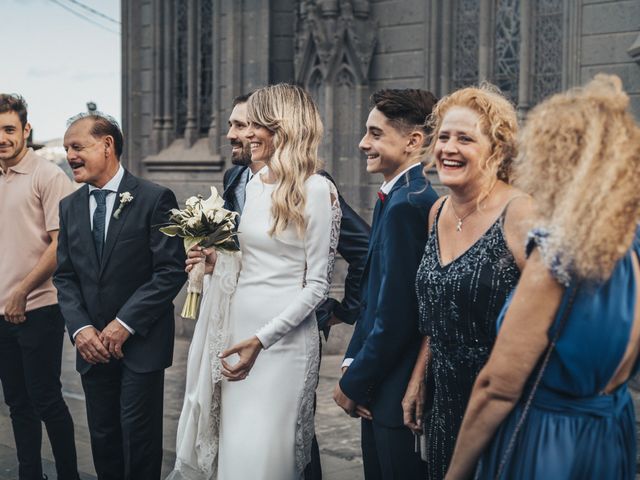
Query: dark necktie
92 189 109 260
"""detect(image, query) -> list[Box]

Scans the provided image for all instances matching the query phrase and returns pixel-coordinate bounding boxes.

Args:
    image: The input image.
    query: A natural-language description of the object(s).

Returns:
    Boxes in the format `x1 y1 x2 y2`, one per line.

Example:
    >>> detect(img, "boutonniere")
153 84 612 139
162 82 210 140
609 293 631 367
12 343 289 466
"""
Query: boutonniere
113 192 134 219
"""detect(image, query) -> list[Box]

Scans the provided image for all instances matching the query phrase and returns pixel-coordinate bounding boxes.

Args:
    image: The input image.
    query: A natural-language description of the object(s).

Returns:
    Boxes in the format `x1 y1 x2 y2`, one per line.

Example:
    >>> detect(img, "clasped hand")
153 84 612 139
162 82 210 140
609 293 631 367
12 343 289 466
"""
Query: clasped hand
219 336 263 381
76 320 130 364
186 246 217 274
333 372 372 420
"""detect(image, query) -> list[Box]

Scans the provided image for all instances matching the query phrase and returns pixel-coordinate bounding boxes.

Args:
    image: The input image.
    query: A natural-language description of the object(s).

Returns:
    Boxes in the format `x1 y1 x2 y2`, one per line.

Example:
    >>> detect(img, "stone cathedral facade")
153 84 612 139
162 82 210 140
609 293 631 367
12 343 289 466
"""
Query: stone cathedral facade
120 0 639 339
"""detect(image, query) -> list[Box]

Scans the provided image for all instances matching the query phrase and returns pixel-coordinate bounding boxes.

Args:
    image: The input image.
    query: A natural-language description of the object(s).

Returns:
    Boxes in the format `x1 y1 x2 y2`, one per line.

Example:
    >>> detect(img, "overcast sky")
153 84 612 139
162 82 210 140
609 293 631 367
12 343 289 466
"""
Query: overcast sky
3 0 120 142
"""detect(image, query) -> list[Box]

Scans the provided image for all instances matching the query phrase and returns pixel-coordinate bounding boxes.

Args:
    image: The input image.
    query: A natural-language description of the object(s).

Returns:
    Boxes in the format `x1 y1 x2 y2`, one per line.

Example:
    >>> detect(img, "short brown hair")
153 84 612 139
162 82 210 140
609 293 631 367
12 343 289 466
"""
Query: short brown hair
371 89 438 136
0 94 28 128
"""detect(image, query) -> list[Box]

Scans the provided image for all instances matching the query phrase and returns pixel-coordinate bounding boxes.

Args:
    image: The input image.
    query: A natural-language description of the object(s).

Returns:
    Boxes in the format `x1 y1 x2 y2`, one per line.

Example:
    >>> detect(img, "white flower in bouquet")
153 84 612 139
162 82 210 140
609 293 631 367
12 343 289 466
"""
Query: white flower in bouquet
159 186 239 319
185 196 200 208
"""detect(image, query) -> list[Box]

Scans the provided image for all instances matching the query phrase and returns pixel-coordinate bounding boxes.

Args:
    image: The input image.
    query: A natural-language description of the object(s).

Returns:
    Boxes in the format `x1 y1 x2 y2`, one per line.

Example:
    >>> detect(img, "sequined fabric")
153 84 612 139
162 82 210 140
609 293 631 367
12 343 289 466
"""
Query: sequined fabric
415 198 521 480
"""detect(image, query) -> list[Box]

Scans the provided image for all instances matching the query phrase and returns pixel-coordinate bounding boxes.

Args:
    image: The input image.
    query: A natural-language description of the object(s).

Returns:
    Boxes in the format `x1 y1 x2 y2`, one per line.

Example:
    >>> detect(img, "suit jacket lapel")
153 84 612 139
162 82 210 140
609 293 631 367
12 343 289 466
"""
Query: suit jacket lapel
100 170 139 275
361 199 385 279
387 164 420 198
74 185 100 275
223 166 247 210
360 166 422 279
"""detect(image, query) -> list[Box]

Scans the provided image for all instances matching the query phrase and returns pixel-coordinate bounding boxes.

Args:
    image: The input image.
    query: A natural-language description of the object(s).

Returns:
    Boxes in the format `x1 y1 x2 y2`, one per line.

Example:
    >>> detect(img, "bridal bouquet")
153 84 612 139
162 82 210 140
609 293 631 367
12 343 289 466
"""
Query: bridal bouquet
160 187 239 319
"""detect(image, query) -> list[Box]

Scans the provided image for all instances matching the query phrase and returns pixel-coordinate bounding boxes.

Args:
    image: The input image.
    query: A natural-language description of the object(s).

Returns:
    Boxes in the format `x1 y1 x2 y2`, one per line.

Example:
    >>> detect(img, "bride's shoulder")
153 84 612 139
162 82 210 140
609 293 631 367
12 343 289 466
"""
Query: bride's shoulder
305 173 332 196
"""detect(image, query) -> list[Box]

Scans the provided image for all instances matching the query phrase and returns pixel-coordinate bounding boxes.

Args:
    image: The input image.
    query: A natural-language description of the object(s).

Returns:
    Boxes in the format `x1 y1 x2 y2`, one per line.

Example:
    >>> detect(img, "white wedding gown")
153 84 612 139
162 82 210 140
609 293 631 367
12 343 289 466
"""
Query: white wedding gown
216 170 339 479
167 169 340 480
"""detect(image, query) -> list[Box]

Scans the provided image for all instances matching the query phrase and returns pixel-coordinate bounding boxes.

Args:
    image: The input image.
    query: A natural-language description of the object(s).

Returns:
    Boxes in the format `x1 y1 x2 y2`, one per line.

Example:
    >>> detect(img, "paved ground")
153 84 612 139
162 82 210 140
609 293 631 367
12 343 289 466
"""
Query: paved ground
0 337 363 480
2 335 640 480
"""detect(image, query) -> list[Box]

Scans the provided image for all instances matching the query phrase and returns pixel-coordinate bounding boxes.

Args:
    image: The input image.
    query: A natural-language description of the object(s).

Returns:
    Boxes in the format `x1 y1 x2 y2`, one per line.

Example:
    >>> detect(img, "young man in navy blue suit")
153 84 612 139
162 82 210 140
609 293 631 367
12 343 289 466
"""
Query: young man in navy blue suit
334 89 439 479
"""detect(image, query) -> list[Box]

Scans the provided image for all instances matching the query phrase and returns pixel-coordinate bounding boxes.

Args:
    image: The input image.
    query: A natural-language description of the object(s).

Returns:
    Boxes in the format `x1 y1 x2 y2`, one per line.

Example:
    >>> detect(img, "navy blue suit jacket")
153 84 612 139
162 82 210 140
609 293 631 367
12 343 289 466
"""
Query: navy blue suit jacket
340 165 438 427
222 165 247 213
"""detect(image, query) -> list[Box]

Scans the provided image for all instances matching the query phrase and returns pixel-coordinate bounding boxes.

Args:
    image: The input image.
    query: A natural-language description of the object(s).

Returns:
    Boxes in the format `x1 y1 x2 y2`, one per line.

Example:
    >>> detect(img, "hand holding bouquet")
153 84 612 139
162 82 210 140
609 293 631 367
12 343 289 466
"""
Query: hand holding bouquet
160 187 239 319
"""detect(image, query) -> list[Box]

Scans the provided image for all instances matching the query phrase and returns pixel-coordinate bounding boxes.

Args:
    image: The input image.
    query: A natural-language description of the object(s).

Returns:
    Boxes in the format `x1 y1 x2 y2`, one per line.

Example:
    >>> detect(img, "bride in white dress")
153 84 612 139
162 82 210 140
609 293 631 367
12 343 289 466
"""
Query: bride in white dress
169 84 340 480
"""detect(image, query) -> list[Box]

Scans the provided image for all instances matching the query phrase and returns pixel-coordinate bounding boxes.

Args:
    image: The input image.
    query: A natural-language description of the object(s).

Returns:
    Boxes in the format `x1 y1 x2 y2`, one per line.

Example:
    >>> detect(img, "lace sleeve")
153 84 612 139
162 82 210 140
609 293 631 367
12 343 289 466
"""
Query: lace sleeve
526 227 572 287
325 180 342 291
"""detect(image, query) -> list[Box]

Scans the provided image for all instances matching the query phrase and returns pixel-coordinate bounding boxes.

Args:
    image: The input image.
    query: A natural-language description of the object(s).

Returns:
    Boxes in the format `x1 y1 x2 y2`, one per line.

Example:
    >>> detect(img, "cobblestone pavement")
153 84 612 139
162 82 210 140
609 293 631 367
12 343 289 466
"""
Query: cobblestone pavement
0 336 363 480
2 335 640 480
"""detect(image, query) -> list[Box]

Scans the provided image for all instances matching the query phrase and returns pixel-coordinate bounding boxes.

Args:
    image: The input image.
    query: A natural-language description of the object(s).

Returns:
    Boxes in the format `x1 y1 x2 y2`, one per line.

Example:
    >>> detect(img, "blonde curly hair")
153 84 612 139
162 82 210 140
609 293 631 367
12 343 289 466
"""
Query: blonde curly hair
424 83 518 203
247 84 323 237
515 74 640 281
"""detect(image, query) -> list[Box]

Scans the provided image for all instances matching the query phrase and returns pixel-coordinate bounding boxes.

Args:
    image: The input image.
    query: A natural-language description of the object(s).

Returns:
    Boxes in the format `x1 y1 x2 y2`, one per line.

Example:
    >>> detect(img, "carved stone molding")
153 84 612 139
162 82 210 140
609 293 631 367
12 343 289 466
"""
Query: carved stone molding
629 33 640 65
295 0 376 86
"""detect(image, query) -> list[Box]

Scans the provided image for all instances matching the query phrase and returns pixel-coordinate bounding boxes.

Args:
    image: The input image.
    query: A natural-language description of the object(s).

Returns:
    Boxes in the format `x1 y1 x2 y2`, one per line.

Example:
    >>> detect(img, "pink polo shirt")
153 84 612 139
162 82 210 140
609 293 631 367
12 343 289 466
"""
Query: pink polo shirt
0 148 74 314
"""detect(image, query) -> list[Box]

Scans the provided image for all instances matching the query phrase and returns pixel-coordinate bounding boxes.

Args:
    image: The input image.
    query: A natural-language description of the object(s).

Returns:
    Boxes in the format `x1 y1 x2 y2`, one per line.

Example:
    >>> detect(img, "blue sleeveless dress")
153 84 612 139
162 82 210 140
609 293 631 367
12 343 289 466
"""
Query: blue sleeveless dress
475 228 640 480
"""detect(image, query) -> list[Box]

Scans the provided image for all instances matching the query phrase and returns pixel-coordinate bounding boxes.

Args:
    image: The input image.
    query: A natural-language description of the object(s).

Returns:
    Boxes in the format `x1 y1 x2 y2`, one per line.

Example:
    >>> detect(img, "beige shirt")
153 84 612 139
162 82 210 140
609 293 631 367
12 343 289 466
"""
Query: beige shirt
0 148 74 314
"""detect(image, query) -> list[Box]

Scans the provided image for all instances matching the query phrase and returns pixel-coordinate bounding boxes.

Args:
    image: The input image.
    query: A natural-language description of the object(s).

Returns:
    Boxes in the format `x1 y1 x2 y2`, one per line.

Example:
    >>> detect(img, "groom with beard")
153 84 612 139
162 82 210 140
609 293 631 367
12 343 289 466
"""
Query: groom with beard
55 112 186 479
189 92 371 479
221 93 266 213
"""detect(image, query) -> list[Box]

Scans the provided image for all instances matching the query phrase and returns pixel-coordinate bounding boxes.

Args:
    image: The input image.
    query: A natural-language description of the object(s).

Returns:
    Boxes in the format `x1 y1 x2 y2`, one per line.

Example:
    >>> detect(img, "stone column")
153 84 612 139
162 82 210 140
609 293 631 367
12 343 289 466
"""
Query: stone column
161 0 175 149
184 0 199 148
478 0 493 81
151 0 164 153
427 0 440 94
517 0 532 120
441 0 452 95
208 0 220 153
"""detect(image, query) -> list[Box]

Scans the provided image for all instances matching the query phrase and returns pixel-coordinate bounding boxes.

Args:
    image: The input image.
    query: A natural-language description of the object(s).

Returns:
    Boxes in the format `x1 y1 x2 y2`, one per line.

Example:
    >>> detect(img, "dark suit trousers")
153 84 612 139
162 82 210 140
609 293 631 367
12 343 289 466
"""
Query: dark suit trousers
81 361 164 480
361 419 426 480
0 305 78 480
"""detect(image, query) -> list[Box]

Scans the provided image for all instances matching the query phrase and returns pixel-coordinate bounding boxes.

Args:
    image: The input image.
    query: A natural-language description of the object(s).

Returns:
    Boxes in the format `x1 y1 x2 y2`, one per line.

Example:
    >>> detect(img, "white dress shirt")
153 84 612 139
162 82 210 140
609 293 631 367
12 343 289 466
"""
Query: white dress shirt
73 165 135 338
342 163 422 369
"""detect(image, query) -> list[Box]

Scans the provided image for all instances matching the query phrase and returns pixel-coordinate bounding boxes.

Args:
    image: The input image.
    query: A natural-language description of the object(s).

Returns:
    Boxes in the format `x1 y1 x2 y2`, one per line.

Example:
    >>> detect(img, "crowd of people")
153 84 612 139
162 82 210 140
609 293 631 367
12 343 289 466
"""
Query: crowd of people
0 73 639 480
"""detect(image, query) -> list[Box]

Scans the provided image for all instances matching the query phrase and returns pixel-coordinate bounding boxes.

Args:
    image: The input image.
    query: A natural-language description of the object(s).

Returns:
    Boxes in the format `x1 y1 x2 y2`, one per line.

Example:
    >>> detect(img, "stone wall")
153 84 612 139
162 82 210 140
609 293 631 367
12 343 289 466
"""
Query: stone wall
121 0 640 347
580 0 640 118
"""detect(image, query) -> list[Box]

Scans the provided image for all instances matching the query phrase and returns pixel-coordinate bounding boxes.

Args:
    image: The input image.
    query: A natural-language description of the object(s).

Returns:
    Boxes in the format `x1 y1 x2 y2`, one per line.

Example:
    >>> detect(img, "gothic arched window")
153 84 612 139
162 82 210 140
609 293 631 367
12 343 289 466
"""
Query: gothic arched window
494 0 521 101
452 0 480 89
532 0 564 103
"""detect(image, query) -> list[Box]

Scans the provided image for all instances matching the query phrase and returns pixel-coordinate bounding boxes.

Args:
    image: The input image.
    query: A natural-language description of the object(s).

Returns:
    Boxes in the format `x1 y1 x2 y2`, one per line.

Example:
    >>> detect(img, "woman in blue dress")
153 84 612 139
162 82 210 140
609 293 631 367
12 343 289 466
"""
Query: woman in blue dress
445 74 640 479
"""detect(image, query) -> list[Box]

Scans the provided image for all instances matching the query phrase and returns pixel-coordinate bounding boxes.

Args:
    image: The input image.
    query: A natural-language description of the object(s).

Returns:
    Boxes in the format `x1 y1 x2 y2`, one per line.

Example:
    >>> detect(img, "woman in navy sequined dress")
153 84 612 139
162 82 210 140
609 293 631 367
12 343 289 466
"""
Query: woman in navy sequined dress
402 85 534 480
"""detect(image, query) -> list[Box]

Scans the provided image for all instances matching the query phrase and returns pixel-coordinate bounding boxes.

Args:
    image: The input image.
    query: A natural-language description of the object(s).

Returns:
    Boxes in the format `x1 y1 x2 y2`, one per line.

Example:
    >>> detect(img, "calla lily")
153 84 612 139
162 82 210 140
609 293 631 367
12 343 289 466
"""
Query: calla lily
201 186 225 212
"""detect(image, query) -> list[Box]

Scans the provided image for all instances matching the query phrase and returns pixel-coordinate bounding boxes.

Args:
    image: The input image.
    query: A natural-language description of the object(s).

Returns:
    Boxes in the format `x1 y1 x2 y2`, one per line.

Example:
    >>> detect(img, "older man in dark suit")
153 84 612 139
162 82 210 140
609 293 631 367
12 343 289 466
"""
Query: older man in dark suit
54 113 186 480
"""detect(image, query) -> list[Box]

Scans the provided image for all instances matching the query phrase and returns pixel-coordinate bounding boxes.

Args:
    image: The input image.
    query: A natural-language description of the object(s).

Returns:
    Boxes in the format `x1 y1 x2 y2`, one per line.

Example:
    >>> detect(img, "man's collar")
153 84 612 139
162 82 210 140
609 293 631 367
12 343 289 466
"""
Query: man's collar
88 164 125 192
380 163 421 194
4 148 36 175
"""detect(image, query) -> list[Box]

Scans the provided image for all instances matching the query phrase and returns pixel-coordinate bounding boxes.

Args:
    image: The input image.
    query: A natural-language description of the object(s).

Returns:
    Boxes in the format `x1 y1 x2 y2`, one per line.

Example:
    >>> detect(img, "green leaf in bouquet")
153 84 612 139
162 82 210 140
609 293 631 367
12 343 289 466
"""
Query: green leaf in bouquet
160 225 183 237
183 236 205 253
215 238 240 252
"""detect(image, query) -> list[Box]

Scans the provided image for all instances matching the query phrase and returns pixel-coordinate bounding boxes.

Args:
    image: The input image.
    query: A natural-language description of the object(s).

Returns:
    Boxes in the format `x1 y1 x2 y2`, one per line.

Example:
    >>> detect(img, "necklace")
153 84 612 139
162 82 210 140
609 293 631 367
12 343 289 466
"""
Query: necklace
449 183 499 232
449 199 477 232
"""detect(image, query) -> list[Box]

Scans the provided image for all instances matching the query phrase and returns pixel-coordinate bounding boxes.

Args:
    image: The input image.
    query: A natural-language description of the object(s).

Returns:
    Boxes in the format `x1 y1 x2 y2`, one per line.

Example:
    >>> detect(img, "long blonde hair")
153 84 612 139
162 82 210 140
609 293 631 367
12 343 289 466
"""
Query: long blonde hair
247 84 323 237
515 74 640 280
424 83 518 203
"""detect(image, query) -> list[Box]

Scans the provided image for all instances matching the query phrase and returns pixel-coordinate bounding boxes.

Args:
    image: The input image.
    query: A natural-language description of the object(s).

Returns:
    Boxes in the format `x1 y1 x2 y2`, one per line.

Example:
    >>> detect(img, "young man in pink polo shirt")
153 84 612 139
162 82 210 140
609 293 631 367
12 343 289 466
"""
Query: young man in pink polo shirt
0 94 79 480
